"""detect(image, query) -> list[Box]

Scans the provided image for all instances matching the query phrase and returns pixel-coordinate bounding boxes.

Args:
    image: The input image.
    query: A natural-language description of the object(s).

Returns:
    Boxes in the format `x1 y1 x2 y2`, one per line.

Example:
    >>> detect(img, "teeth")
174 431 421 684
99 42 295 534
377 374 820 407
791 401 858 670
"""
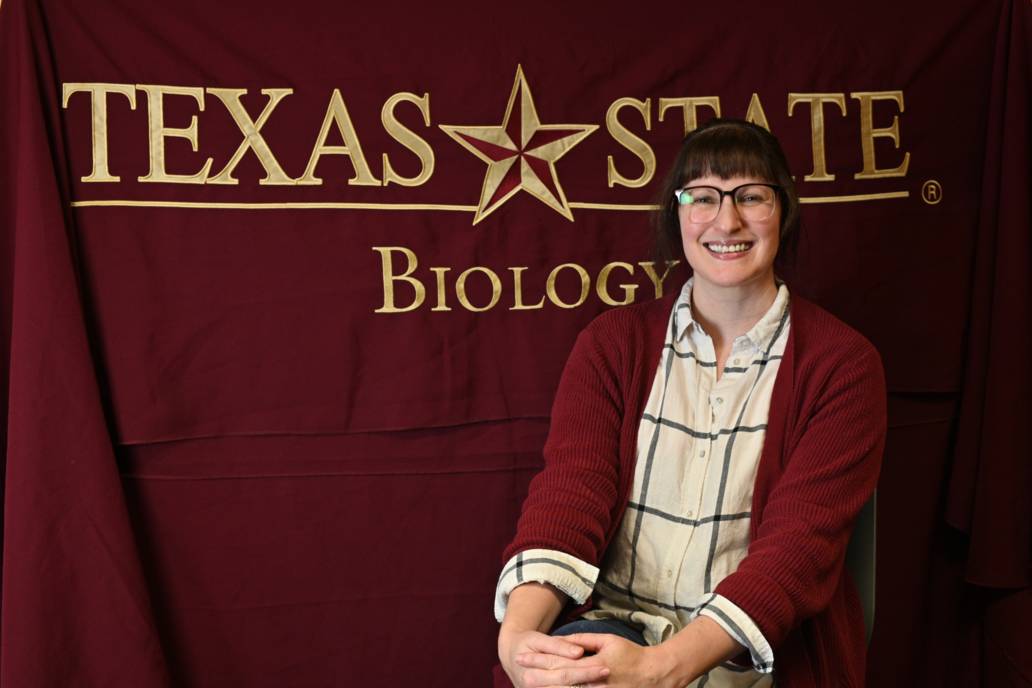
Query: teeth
707 243 751 254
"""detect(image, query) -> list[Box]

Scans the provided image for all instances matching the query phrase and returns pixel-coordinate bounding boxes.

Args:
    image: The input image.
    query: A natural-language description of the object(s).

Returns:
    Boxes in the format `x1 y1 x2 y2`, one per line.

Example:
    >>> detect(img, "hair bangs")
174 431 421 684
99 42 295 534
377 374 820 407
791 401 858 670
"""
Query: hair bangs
679 125 778 186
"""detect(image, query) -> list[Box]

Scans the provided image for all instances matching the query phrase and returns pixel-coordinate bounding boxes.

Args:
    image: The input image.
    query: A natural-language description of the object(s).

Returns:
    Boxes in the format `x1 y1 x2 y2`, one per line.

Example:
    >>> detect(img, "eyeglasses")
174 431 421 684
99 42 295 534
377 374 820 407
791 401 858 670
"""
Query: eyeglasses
673 183 780 223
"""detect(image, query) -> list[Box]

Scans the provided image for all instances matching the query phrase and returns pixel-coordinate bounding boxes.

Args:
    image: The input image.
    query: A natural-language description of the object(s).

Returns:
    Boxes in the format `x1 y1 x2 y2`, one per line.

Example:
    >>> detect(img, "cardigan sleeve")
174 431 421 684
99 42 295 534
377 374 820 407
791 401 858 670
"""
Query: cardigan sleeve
714 338 887 649
501 319 626 566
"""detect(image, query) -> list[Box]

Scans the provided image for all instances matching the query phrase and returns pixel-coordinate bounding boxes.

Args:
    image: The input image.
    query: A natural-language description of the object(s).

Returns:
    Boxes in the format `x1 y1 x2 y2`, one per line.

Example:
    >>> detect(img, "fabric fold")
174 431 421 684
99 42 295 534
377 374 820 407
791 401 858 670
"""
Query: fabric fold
0 1 171 684
945 0 1031 589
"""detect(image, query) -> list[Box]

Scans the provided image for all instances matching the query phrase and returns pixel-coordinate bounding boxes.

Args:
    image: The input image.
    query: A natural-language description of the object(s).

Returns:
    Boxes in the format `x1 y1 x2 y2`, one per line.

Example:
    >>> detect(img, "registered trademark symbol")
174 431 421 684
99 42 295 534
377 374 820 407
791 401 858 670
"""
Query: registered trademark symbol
922 180 943 205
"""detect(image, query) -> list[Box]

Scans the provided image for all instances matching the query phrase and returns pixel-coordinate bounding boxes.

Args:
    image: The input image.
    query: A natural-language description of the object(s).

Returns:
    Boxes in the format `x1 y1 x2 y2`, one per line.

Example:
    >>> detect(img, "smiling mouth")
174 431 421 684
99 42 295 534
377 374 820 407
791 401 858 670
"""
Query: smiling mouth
705 242 753 255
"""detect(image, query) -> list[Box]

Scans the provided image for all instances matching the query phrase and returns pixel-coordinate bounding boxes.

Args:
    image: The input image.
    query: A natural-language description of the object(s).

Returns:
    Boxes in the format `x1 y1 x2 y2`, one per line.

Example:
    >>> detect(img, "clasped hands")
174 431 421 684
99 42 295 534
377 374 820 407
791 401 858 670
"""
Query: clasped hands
501 629 681 688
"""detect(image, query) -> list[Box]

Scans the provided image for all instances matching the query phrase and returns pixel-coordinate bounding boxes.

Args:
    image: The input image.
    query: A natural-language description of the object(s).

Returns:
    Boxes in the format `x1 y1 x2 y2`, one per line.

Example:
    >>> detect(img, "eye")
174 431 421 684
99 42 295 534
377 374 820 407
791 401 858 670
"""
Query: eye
689 190 719 205
736 186 775 205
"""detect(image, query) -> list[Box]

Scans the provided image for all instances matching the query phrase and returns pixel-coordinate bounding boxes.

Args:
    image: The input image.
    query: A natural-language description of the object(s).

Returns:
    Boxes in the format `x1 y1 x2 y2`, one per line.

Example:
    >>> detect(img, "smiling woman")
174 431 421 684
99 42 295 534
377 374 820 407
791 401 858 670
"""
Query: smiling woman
493 119 886 688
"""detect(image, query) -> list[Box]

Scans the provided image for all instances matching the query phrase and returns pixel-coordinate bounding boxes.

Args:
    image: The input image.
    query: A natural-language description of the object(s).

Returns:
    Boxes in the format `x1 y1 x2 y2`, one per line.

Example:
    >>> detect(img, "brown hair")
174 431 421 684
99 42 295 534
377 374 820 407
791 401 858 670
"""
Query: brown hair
653 118 800 266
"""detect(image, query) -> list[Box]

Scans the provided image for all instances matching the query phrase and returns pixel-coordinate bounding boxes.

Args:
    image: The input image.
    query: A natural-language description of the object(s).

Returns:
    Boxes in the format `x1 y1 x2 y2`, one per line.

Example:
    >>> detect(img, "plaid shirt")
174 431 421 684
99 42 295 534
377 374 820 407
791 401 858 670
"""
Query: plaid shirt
497 279 790 686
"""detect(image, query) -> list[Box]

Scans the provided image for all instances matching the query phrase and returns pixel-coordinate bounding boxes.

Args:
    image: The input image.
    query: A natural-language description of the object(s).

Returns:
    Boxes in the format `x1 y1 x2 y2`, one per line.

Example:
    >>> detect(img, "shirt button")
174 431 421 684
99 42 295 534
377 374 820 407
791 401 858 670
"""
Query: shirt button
699 449 706 457
665 569 673 578
733 358 741 365
715 397 724 405
686 510 694 518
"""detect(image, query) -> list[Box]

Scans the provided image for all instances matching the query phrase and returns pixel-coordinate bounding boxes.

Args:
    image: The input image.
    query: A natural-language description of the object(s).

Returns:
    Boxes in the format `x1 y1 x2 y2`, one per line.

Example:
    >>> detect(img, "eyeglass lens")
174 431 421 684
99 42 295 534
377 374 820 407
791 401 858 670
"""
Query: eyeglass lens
679 185 776 222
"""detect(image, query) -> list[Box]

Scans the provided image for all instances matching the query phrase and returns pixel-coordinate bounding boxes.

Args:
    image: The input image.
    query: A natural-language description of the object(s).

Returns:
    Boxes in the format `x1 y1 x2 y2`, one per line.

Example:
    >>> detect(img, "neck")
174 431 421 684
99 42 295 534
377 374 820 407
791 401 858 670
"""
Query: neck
689 276 778 347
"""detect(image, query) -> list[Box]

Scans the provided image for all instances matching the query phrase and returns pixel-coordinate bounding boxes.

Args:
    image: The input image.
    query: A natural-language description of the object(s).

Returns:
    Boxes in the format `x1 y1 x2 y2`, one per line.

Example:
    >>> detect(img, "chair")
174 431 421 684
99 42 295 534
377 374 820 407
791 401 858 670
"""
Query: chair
844 491 876 643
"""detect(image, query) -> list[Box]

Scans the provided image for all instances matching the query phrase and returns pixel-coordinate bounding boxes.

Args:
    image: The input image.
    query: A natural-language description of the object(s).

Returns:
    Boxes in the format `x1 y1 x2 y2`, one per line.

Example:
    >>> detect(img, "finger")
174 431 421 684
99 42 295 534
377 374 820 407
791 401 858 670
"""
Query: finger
523 663 611 687
515 651 607 670
523 634 585 659
515 651 566 670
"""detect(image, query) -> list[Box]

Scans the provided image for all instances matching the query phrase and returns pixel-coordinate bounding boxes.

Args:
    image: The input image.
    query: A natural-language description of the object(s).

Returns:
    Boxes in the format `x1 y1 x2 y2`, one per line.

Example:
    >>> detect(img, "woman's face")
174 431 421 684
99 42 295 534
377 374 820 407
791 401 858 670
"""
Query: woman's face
677 174 780 293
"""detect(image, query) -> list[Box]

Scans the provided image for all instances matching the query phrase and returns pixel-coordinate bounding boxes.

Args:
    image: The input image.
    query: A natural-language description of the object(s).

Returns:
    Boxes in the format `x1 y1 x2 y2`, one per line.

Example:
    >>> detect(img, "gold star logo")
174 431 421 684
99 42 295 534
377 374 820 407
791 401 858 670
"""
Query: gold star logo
440 65 598 225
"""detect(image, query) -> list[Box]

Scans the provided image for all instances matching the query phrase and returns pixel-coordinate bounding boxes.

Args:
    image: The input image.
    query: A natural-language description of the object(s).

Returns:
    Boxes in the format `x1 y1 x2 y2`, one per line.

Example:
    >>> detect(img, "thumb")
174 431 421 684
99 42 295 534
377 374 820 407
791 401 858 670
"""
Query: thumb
523 633 585 659
560 633 610 653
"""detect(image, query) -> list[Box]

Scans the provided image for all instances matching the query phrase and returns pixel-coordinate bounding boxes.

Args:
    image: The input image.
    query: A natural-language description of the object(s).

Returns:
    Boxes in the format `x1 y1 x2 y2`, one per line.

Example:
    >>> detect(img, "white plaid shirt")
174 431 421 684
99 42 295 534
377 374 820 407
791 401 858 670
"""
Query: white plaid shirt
497 279 791 686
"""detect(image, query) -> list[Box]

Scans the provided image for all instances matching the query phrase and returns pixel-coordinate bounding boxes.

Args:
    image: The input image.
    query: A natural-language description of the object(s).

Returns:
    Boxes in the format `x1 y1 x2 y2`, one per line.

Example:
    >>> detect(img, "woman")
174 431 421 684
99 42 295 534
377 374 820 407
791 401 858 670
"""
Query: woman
493 119 886 688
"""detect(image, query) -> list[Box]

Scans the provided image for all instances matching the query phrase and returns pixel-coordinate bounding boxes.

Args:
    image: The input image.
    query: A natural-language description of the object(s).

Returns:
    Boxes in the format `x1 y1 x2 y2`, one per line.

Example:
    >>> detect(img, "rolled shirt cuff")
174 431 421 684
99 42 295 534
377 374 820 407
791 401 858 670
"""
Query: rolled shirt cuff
494 549 599 622
695 593 775 673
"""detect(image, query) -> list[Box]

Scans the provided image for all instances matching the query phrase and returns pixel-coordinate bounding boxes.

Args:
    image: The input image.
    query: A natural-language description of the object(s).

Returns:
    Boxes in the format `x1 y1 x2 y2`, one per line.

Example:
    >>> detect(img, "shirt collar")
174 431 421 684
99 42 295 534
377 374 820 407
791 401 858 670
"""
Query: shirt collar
745 283 790 351
674 278 790 352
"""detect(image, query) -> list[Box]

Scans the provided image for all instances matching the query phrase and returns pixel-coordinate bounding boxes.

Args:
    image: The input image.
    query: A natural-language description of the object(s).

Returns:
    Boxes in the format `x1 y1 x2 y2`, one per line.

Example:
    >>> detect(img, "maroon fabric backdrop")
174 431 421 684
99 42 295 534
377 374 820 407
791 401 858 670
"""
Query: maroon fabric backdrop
1 0 1028 685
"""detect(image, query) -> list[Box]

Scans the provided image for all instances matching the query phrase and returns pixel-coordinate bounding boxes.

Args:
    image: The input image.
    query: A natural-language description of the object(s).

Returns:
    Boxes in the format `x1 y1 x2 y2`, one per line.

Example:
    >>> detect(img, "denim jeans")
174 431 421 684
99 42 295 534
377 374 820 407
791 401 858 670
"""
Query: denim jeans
551 618 647 646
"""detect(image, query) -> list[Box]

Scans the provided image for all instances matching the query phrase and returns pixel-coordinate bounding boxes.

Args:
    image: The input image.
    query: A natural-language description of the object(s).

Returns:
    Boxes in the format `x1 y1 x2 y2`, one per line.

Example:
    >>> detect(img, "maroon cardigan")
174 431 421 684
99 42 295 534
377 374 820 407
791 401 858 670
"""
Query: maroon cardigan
495 287 887 687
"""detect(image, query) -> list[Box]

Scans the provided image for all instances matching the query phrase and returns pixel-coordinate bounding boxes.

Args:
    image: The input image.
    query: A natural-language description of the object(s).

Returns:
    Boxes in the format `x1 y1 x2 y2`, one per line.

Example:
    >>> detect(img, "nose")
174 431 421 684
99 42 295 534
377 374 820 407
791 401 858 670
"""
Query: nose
712 194 743 232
